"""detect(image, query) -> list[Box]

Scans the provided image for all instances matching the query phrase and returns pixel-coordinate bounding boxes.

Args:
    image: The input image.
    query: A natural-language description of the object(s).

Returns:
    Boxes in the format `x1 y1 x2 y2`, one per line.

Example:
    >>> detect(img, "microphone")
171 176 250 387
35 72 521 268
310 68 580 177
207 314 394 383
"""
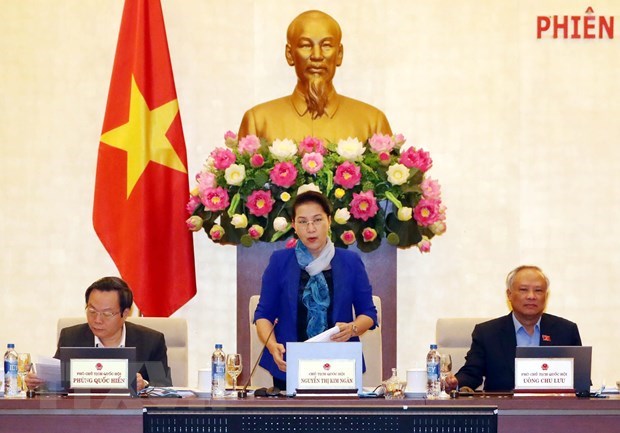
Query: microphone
238 318 280 398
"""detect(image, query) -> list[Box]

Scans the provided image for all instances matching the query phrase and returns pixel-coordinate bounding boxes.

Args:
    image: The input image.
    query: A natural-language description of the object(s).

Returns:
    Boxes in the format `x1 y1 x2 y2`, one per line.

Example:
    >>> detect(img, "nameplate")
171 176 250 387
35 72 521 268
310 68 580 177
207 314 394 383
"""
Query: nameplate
286 342 363 396
69 358 129 389
298 359 356 390
514 357 574 391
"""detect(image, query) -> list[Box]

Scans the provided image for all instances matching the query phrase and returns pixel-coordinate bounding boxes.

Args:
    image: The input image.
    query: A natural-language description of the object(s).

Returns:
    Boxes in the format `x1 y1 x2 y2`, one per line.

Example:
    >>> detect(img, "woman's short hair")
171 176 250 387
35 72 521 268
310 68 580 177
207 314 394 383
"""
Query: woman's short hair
292 191 332 219
84 276 134 311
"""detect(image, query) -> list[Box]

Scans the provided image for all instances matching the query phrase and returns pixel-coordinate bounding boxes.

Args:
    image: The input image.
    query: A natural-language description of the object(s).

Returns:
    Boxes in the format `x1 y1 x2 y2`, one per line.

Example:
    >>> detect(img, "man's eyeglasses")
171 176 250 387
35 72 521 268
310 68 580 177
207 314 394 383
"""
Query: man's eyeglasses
85 307 120 320
295 217 325 229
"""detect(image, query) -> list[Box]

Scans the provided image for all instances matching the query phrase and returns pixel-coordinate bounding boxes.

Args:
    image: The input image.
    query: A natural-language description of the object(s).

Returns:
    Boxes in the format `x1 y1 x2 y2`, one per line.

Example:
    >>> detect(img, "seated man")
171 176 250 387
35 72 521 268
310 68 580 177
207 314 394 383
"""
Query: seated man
26 276 172 391
446 265 582 392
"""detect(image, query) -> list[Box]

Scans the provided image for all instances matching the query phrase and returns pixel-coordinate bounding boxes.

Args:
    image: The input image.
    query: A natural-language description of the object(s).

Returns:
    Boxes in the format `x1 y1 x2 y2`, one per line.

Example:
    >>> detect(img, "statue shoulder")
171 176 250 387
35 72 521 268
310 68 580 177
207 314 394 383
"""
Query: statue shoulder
336 94 392 136
238 95 297 139
338 95 388 116
243 95 294 116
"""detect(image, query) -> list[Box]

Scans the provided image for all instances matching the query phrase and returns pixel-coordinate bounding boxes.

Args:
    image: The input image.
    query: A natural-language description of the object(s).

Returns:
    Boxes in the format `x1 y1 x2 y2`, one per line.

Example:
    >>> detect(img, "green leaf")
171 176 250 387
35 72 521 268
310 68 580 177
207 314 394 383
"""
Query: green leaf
386 232 400 246
218 212 243 245
356 237 381 252
240 234 254 247
253 171 269 187
385 212 422 247
384 191 402 209
227 192 241 217
270 226 292 242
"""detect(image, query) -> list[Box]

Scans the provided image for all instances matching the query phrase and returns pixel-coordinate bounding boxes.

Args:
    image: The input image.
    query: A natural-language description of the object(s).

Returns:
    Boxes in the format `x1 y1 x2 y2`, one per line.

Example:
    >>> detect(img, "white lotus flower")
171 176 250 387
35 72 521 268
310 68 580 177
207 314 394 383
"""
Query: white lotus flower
269 138 297 160
334 208 351 225
336 137 365 161
224 163 246 186
386 163 410 186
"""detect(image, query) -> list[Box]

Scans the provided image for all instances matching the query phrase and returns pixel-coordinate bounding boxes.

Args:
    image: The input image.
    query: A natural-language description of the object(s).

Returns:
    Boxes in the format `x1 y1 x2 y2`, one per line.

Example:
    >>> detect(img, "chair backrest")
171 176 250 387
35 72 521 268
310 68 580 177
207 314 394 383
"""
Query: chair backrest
248 296 274 388
435 317 491 375
359 296 382 386
249 295 383 388
56 317 188 387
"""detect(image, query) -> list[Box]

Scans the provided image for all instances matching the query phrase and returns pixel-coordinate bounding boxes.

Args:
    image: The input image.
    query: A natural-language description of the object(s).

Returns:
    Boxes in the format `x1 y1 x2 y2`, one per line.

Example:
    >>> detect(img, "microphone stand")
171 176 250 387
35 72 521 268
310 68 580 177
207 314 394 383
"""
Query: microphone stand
238 318 278 398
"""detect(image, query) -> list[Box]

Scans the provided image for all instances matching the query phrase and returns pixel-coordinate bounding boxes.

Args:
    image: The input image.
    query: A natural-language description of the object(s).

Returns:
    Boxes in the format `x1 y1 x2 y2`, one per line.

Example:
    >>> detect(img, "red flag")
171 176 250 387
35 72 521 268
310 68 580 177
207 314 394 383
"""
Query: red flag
94 0 196 316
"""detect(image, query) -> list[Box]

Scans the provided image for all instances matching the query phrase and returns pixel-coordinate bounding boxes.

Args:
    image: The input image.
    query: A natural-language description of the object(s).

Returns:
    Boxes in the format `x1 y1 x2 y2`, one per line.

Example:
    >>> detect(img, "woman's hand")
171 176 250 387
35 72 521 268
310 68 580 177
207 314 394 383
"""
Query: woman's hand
331 322 356 342
267 342 287 372
331 315 373 342
256 318 286 371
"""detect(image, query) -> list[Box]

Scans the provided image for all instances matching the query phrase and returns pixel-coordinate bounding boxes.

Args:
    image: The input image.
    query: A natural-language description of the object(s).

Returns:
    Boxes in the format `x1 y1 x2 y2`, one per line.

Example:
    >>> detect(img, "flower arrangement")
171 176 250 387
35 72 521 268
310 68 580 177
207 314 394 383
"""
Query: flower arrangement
186 132 446 253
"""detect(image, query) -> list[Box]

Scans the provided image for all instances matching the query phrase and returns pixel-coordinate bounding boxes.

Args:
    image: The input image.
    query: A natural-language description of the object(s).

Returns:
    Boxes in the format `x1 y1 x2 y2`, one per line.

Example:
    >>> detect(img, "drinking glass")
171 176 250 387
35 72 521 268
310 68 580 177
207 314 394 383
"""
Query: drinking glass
226 353 242 395
17 353 32 392
439 353 452 399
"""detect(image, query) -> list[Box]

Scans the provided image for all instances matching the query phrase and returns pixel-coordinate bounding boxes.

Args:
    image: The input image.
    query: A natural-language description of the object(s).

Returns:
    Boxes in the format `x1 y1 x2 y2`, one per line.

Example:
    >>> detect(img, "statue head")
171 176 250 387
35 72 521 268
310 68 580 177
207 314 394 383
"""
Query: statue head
285 10 344 118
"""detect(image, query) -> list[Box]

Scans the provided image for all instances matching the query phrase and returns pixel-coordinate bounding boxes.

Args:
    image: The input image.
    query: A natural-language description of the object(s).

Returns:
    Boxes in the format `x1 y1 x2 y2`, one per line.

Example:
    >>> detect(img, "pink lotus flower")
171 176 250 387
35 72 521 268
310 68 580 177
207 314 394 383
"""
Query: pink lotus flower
270 161 298 188
340 230 356 245
393 134 406 148
189 130 445 252
421 177 441 200
413 198 442 226
417 236 432 253
248 225 263 239
438 203 447 221
246 190 275 217
248 224 264 240
378 152 391 165
362 227 378 242
350 190 379 221
209 224 225 241
399 147 432 172
210 147 236 170
224 130 238 147
301 152 324 174
368 133 395 153
238 134 261 155
196 171 216 192
201 187 230 211
186 195 201 214
334 161 362 189
250 153 265 168
298 136 327 155
430 220 447 235
186 215 203 232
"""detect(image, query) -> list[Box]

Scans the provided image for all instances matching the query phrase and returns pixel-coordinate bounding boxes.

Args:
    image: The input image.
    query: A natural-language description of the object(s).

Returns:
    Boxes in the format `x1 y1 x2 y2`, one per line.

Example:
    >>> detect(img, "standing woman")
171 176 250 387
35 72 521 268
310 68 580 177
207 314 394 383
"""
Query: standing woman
254 191 377 391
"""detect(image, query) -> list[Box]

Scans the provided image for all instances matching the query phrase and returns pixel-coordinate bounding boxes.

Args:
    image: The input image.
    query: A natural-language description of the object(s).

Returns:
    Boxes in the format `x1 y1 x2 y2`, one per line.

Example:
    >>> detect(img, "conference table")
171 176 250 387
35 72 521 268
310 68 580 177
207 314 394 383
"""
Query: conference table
1 392 618 433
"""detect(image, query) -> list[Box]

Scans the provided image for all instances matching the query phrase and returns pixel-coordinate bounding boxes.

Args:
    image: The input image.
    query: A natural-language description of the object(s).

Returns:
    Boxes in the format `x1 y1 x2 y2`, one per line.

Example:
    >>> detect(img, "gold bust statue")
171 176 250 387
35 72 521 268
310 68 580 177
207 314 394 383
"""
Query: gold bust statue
237 10 392 143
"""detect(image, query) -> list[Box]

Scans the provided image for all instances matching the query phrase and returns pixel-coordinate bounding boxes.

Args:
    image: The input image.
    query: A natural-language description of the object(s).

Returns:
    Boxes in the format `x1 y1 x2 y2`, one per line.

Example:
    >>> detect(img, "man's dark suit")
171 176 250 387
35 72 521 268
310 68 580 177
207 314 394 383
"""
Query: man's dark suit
455 313 582 391
54 322 172 386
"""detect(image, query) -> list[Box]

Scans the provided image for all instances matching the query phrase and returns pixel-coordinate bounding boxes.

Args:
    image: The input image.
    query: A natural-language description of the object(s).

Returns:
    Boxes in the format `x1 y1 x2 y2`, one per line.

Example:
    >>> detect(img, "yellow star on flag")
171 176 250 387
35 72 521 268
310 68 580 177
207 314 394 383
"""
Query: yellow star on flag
100 75 187 198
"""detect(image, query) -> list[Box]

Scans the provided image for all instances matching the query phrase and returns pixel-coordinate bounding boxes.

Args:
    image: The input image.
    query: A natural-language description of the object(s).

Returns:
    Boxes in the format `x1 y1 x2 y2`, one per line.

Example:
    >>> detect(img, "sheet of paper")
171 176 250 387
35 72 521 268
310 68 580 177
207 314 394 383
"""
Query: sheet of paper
34 356 61 385
305 325 339 342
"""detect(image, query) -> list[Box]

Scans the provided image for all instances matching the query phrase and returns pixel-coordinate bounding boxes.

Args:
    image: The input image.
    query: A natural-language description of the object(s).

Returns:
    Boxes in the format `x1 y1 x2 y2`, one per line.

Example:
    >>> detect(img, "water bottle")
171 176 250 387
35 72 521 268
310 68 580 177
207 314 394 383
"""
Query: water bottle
211 343 226 398
426 343 440 399
4 344 19 398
